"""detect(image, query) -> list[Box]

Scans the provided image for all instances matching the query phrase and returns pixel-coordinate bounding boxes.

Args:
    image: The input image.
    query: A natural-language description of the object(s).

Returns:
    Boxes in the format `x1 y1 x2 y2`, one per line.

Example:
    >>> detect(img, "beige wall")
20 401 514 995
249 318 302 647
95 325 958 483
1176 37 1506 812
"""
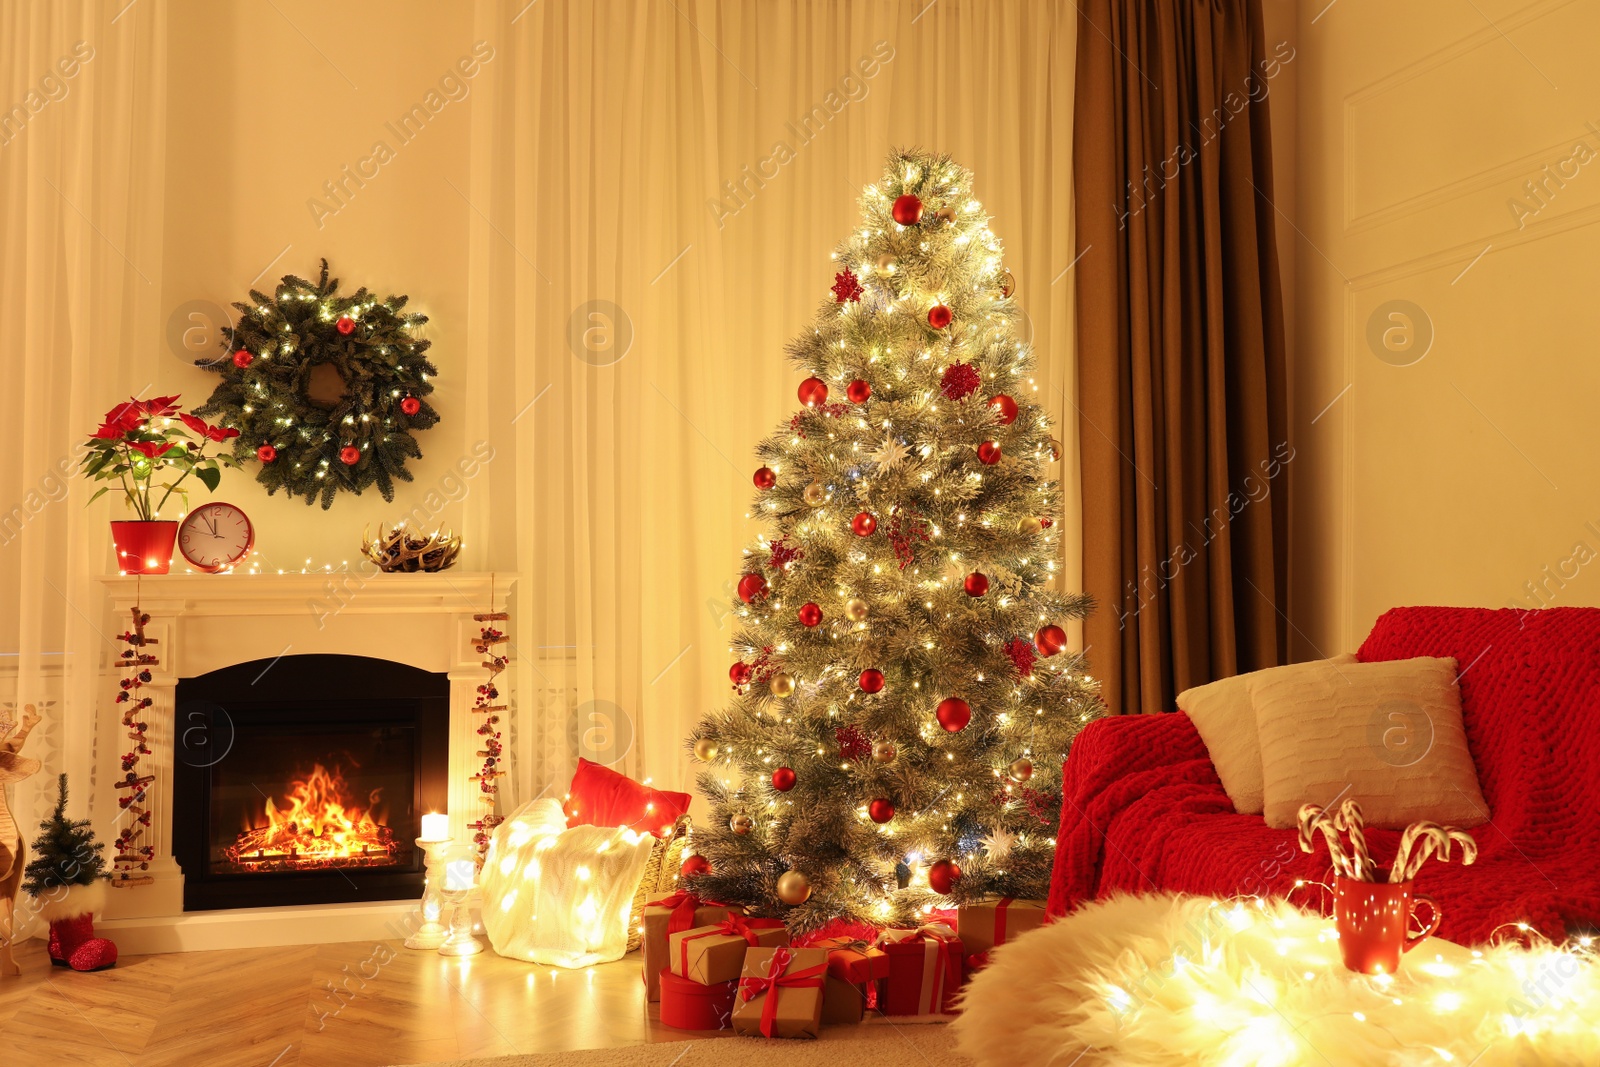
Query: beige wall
1284 0 1600 655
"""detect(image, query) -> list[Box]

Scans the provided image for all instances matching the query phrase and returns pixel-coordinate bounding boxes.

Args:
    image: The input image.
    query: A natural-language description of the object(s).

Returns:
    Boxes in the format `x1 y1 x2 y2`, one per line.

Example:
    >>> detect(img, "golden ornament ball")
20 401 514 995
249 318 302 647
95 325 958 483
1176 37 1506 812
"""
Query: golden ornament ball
803 481 826 506
1000 269 1017 298
693 738 719 762
1009 757 1035 783
871 740 897 764
1017 515 1043 535
730 813 754 835
770 671 796 698
845 597 870 622
874 252 898 276
776 870 812 905
934 206 957 224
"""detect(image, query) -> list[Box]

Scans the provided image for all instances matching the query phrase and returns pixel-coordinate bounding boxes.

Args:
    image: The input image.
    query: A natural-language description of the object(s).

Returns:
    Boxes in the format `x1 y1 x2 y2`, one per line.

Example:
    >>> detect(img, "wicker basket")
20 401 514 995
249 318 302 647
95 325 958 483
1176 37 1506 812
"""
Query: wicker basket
626 814 692 952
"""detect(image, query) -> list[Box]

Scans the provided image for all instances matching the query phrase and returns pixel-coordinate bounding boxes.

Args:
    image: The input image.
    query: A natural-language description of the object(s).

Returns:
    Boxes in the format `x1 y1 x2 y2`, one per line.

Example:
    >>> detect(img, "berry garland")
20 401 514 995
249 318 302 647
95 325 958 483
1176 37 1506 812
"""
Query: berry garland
469 609 510 862
112 606 157 887
195 259 440 509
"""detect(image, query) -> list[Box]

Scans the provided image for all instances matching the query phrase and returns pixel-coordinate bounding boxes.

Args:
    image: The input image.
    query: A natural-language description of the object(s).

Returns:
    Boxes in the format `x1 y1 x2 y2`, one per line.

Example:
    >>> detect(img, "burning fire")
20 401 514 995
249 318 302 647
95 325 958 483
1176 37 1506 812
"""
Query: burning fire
225 762 399 871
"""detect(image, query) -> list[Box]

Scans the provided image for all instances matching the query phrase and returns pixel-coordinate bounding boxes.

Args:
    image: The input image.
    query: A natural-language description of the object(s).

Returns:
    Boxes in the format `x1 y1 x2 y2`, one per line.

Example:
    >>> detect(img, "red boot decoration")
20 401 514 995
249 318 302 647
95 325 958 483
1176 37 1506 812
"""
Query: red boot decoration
48 911 118 972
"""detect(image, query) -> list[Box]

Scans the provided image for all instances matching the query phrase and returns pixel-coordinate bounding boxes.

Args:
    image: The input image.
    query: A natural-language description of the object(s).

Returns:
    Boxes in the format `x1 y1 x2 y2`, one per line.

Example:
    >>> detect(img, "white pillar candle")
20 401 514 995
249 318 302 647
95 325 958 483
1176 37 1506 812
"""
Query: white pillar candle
421 812 450 842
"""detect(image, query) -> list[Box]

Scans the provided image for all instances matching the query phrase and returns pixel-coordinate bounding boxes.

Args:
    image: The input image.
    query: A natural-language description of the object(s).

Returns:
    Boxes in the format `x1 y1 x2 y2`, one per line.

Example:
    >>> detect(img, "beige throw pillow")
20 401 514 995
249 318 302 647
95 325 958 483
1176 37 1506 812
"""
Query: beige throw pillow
1178 654 1356 815
1253 656 1488 830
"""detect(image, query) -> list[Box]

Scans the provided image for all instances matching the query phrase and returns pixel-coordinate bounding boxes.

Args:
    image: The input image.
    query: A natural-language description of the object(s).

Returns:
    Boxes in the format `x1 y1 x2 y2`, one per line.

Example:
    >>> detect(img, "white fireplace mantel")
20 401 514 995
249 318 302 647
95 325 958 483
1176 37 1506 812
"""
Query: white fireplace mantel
94 570 513 951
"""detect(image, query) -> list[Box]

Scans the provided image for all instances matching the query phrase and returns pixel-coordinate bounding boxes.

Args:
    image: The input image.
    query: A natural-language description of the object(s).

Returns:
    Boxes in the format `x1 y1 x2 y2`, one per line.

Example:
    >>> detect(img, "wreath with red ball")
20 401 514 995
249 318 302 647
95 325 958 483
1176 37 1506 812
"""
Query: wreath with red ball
194 260 439 508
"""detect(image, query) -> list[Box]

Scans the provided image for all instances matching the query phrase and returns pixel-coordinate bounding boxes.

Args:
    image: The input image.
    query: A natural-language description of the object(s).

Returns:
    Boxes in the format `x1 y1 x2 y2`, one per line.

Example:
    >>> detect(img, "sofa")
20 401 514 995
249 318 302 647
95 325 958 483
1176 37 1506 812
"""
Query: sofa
1046 606 1600 944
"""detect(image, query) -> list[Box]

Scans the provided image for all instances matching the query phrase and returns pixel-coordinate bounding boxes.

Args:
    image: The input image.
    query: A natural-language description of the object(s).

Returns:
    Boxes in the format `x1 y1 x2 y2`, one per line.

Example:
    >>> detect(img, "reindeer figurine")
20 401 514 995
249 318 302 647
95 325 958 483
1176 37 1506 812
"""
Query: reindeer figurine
1 704 42 976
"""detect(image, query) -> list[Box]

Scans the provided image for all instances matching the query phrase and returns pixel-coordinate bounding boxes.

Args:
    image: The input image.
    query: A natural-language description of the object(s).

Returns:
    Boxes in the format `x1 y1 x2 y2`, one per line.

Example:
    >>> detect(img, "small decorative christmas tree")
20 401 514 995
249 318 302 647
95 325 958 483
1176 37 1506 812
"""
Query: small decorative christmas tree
24 774 107 894
686 151 1104 932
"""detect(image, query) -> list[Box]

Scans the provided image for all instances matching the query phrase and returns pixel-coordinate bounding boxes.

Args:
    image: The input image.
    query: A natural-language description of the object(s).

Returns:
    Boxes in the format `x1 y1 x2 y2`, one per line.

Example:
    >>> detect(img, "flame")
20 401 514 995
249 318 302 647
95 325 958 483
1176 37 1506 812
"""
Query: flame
225 762 398 871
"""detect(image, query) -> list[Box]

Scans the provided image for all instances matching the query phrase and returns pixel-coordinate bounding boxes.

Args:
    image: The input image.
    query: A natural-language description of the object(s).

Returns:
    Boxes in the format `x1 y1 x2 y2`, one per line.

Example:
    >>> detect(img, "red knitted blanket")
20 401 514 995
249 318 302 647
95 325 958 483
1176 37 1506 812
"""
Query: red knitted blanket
1047 606 1600 944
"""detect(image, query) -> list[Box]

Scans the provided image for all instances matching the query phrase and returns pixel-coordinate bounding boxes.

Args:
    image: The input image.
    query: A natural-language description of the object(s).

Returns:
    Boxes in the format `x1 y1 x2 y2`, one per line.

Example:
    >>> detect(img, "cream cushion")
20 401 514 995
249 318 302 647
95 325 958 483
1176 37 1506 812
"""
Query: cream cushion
1177 654 1356 815
1253 656 1488 830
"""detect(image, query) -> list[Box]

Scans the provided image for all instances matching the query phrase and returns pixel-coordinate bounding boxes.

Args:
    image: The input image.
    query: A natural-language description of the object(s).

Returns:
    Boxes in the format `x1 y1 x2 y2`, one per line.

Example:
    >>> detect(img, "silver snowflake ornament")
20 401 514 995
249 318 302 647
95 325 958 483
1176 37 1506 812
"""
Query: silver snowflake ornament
867 433 912 472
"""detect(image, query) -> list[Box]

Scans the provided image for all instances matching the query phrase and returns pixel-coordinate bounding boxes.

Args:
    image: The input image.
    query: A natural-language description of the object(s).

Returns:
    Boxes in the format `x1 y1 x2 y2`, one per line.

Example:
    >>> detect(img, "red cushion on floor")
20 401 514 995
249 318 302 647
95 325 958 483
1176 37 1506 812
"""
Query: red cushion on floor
563 758 690 838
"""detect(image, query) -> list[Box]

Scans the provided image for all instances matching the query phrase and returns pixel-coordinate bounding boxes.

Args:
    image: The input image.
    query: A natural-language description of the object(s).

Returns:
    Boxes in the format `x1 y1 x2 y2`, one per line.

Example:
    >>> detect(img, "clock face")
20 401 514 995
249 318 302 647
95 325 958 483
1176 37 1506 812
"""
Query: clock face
178 502 255 573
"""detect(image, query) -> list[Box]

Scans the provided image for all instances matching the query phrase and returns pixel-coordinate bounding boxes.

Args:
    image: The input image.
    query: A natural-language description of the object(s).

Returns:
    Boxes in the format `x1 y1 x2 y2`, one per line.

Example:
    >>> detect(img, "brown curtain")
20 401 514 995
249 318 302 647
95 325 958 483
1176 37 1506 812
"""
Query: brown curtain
1076 0 1290 716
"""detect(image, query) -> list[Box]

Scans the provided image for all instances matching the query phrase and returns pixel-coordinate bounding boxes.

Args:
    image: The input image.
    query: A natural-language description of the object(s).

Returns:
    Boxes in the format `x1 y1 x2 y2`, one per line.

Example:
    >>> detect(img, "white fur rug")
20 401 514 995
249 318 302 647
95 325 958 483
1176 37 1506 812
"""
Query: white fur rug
952 893 1600 1067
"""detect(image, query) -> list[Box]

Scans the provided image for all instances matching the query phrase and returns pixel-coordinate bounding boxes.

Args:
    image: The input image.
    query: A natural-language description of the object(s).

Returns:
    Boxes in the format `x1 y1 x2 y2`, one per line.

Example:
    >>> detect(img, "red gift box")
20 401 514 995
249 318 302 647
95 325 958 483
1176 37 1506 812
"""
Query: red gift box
807 936 890 1023
659 969 738 1031
875 923 964 1016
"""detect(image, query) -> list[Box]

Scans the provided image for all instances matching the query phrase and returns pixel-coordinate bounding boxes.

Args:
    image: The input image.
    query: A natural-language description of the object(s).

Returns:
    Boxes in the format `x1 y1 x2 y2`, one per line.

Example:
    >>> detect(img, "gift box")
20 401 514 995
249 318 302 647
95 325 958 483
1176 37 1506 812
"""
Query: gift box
733 946 828 1038
809 936 890 1024
875 924 964 1015
641 892 741 1001
670 914 790 985
958 897 1048 970
658 968 739 1031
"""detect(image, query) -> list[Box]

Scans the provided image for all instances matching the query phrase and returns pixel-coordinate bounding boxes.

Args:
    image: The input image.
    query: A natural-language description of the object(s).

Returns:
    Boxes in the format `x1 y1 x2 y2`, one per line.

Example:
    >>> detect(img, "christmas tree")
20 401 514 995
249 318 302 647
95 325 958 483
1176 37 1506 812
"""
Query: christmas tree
23 775 107 894
686 151 1104 932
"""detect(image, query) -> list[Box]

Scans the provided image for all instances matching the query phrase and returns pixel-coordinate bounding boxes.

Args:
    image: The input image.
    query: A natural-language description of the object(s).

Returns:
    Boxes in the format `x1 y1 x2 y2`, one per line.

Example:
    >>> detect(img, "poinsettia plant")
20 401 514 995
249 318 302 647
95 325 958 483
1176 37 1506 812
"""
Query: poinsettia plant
80 395 240 521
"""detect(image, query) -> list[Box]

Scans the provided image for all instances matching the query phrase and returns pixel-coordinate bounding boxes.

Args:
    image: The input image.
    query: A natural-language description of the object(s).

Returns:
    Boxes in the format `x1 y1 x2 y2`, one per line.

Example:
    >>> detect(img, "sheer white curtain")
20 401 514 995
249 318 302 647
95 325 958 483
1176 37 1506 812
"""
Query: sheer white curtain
0 0 167 842
464 0 1080 804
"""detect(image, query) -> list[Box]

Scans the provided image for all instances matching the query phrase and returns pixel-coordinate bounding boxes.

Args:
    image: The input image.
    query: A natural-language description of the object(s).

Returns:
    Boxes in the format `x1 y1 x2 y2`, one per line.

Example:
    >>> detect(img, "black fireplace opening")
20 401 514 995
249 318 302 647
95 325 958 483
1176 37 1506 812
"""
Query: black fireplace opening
174 654 449 911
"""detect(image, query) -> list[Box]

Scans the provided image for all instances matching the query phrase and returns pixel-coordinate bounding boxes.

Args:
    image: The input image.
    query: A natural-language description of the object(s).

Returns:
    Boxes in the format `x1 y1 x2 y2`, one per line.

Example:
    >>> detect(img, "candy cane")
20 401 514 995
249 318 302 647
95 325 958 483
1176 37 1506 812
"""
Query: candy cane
1391 822 1479 883
1333 800 1376 882
1297 804 1356 880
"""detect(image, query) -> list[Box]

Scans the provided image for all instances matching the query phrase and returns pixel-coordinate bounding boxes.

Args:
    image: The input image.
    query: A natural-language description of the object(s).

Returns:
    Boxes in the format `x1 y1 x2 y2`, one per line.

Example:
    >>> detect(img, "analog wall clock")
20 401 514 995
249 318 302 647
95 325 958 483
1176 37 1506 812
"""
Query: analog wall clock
178 502 254 573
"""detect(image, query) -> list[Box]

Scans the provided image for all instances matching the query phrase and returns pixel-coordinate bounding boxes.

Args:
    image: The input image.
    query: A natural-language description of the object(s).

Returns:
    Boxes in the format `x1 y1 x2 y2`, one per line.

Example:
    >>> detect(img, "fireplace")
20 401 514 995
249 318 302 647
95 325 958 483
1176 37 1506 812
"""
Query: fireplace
173 654 449 911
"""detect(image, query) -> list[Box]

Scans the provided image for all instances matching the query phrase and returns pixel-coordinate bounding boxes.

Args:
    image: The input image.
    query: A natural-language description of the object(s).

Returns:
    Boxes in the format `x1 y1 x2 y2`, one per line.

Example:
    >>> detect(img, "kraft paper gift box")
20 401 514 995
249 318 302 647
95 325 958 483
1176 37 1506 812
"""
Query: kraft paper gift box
669 914 789 986
875 924 964 1016
732 946 828 1039
642 892 741 1001
810 936 890 1024
958 896 1049 967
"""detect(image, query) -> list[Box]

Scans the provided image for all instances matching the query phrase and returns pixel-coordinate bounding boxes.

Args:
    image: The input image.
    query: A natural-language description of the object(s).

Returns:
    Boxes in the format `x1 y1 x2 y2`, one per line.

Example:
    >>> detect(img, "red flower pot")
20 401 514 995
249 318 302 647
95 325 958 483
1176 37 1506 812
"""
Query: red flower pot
110 520 178 574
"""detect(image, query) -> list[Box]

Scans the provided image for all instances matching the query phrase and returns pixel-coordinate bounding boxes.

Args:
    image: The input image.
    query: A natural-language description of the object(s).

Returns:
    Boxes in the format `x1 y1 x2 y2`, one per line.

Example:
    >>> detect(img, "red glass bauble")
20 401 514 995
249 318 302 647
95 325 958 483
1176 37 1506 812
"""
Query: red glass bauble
851 511 877 537
753 466 777 489
335 316 356 335
936 697 972 732
256 444 277 463
798 602 823 627
988 394 1018 424
868 798 895 824
963 572 989 597
232 350 254 368
401 396 421 416
977 441 1002 465
730 661 753 686
771 767 797 792
737 573 770 603
891 194 924 226
1036 624 1068 657
680 854 712 878
846 379 872 404
927 859 962 895
339 445 361 465
858 668 885 694
927 304 953 330
798 377 829 407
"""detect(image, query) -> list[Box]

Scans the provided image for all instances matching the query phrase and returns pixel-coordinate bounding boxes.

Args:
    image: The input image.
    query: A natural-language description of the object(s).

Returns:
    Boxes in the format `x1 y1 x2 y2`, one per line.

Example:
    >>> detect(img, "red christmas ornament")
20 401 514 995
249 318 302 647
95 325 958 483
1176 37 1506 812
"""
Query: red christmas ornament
737 573 770 603
963 572 989 597
868 798 896 824
977 441 1002 465
891 193 924 226
771 767 797 792
858 668 885 694
231 350 254 369
680 854 712 878
401 396 422 416
798 602 823 627
798 377 829 407
753 466 777 489
339 445 361 465
846 379 872 404
927 859 962 895
831 271 864 303
927 304 953 330
851 511 877 537
255 444 277 463
1005 637 1037 677
940 361 981 400
730 661 753 686
1036 624 1068 657
335 316 356 335
936 697 972 732
988 394 1019 424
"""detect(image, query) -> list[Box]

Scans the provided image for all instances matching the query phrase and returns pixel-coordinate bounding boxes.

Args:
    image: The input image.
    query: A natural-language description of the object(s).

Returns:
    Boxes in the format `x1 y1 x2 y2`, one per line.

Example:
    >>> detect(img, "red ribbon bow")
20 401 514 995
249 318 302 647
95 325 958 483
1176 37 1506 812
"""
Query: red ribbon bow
677 914 784 977
646 890 727 935
738 946 825 1037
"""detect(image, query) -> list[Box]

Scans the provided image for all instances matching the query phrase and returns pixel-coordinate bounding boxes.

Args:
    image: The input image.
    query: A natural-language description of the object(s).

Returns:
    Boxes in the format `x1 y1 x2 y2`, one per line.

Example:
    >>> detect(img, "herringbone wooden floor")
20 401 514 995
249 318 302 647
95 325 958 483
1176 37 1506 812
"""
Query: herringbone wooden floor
0 937 704 1066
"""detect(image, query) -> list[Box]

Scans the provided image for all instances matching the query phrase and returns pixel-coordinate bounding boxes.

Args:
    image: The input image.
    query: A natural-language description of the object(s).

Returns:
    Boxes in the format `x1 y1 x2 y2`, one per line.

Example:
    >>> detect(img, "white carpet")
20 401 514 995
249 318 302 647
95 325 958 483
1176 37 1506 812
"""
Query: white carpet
394 1024 965 1067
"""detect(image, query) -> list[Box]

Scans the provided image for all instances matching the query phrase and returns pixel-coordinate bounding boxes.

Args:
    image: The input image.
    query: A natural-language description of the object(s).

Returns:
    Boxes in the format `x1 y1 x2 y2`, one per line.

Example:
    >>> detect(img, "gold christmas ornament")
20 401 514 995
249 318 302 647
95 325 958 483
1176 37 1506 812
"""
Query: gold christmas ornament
776 870 812 905
803 480 826 506
871 740 897 764
1009 757 1035 783
770 671 796 698
1017 515 1043 535
874 252 898 276
934 205 957 224
999 269 1016 298
730 813 754 835
693 737 720 762
845 597 869 622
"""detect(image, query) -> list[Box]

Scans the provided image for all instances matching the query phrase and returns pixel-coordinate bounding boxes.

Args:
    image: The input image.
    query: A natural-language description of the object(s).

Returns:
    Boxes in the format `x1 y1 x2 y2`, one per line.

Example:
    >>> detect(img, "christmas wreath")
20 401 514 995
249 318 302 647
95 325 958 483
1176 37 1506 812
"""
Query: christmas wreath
194 260 439 508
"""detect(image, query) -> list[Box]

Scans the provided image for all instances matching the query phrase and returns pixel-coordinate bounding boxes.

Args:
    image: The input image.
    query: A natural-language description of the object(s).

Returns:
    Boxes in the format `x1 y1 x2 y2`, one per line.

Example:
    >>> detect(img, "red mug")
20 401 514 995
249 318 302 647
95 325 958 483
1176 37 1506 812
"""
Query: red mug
1332 874 1441 975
